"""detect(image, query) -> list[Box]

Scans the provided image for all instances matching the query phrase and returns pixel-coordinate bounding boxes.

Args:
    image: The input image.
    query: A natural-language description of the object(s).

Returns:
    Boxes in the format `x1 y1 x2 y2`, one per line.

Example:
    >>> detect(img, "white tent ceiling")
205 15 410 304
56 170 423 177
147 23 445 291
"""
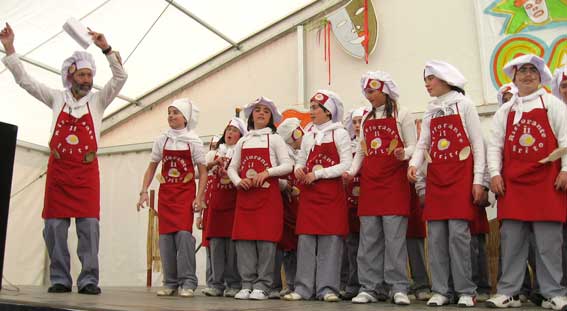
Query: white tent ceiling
0 0 315 146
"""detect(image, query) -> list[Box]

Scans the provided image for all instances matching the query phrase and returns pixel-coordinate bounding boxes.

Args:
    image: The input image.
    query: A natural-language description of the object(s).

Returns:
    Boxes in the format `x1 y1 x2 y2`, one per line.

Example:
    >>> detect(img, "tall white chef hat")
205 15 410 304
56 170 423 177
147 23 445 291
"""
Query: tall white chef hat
61 51 96 89
309 89 344 123
503 54 553 85
424 60 467 90
360 71 400 101
169 98 200 130
243 96 282 123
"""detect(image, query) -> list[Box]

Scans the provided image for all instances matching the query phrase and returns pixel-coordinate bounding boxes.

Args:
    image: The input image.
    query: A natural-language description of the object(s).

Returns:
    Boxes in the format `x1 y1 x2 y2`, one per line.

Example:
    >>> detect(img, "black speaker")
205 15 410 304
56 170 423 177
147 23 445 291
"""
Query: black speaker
0 122 18 290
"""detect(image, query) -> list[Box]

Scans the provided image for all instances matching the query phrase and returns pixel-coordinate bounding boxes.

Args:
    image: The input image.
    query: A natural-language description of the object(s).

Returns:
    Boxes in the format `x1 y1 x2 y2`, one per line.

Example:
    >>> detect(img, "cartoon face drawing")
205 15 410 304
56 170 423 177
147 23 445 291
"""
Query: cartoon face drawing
522 0 549 23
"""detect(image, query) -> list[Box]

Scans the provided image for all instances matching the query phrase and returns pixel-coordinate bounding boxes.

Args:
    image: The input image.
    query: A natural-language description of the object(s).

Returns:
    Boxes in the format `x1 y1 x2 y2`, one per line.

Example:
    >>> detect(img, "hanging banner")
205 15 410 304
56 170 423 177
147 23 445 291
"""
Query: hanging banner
474 0 567 102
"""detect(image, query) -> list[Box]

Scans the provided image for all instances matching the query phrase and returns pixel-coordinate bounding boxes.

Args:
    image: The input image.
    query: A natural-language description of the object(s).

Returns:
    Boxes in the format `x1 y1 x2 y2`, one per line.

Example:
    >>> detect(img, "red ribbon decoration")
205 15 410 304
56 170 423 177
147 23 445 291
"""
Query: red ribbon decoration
327 21 331 85
363 0 369 64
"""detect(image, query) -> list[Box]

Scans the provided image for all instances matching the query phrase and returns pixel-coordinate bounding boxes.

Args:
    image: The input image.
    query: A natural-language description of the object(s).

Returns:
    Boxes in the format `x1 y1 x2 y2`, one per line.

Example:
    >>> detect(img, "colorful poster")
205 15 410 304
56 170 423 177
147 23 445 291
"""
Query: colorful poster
474 0 567 102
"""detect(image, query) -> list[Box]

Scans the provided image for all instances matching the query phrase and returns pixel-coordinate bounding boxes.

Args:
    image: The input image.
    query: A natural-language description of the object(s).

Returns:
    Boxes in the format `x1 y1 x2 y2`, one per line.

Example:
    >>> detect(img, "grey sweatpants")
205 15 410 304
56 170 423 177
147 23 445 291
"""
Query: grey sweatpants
295 234 343 299
427 220 476 297
235 240 276 291
407 238 430 294
497 220 565 298
471 234 491 294
159 231 198 290
357 216 410 297
210 238 241 290
43 218 99 289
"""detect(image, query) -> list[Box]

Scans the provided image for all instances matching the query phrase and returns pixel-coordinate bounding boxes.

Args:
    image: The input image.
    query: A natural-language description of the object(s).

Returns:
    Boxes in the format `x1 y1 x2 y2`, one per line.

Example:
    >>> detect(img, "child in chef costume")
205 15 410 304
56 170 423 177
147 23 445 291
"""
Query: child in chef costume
283 90 352 302
486 55 567 309
407 61 486 307
227 97 293 300
343 71 415 305
137 98 207 297
202 118 247 297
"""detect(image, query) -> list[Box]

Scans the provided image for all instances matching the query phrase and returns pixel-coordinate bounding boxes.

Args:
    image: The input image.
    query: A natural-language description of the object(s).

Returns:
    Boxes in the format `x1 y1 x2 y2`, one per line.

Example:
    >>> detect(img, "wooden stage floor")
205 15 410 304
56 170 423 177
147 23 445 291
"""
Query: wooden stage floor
0 286 544 311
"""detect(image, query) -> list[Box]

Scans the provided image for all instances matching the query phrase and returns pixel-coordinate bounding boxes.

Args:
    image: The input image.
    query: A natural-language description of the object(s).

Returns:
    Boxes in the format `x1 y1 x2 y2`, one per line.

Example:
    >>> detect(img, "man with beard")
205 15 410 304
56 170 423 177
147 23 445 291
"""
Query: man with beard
0 23 127 295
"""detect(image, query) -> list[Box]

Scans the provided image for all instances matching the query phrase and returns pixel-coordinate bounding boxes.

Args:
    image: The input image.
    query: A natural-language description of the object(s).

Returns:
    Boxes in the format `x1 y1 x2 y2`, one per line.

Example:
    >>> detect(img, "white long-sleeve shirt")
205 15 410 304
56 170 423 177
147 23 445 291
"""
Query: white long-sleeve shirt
348 106 416 176
279 144 298 191
295 120 352 180
409 91 486 185
150 129 205 166
2 52 128 143
487 91 567 177
227 128 293 186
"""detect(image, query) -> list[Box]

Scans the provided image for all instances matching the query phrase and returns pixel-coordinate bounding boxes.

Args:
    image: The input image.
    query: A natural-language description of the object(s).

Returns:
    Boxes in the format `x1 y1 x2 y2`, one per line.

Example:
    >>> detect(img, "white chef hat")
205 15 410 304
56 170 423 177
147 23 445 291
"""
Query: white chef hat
244 96 282 123
552 65 567 101
169 98 200 130
424 60 467 90
343 106 370 138
497 82 518 106
226 117 248 136
503 54 553 85
277 117 304 144
360 71 400 101
309 89 344 123
61 51 96 89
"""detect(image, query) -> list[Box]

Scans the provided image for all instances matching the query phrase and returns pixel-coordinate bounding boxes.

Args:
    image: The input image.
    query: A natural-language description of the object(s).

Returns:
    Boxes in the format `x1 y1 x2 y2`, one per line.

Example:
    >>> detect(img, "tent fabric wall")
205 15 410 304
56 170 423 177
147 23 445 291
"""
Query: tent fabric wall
100 0 487 147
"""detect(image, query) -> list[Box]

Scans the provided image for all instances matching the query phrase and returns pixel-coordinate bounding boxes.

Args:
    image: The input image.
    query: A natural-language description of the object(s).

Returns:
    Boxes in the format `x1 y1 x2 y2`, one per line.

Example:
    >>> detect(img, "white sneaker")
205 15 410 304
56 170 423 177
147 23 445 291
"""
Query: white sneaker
417 291 432 301
249 289 269 300
202 287 222 297
179 288 194 298
543 299 554 309
279 288 292 297
427 293 450 306
323 293 341 302
393 292 411 305
547 296 567 311
234 289 251 300
458 295 476 307
352 292 378 304
156 287 177 296
485 294 521 308
282 292 303 301
223 288 240 297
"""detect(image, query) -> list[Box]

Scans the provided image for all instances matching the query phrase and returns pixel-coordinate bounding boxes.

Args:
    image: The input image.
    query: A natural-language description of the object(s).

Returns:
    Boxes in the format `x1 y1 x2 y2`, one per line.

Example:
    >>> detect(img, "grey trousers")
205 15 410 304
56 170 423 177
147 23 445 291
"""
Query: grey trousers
205 246 213 288
43 218 99 289
159 231 198 290
295 235 343 299
428 220 476 297
471 234 491 294
497 231 539 295
235 240 276 291
209 238 240 290
407 238 430 293
358 216 410 296
497 220 566 298
345 233 360 294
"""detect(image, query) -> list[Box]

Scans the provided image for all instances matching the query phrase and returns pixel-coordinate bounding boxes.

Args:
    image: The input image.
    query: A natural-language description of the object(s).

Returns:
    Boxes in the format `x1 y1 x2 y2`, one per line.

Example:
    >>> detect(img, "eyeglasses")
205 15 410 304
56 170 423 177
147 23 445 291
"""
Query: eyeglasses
517 66 539 74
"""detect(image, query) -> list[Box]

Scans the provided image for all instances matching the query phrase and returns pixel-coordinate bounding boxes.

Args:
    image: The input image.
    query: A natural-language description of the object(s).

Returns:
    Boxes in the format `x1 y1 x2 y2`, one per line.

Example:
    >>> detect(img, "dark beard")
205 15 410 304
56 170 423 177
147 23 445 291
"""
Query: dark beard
71 83 92 98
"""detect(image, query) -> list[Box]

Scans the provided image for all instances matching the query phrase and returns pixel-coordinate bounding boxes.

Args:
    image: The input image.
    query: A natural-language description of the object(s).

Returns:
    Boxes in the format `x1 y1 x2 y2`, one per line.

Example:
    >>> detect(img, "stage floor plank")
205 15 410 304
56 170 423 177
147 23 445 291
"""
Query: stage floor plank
0 286 544 311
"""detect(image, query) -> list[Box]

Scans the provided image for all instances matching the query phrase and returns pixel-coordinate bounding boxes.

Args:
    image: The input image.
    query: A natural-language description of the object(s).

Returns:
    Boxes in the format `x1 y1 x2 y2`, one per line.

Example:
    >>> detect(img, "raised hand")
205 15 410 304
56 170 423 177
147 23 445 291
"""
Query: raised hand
0 23 15 55
87 27 110 50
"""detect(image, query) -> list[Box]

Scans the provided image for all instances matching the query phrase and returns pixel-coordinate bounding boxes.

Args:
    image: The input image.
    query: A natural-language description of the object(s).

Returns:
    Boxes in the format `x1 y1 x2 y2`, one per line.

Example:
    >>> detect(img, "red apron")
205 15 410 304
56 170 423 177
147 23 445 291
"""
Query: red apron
497 97 566 222
43 103 100 219
407 185 426 238
278 169 299 251
424 104 475 221
232 135 283 242
470 206 490 235
201 171 215 247
296 131 348 236
358 117 411 216
207 154 238 238
345 151 361 233
157 138 196 234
